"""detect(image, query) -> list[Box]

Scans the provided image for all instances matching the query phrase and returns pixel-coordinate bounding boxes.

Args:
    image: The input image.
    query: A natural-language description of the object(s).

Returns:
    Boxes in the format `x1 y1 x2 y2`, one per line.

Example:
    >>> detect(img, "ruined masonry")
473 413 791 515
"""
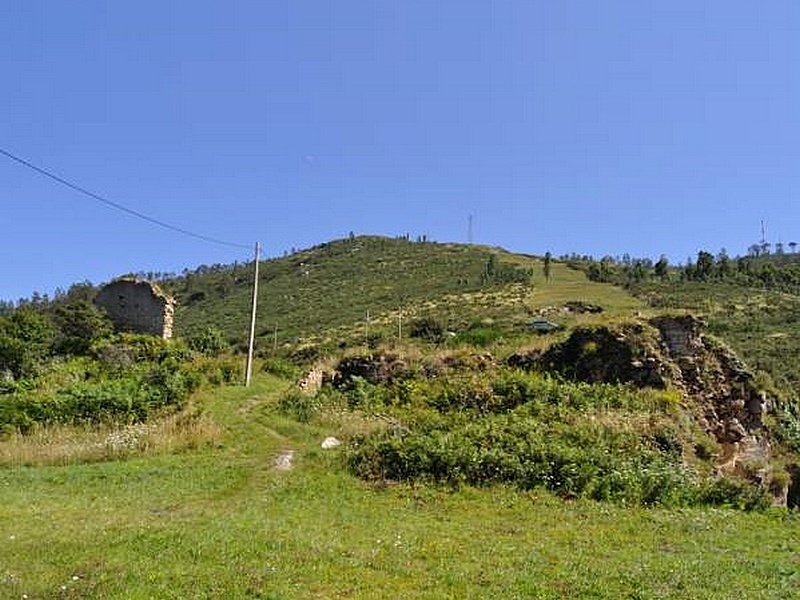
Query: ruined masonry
94 279 175 339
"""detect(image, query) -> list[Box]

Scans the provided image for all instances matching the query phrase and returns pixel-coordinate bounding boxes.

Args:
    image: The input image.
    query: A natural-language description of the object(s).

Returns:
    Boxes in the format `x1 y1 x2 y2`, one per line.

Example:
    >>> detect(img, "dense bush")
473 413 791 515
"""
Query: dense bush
333 368 675 417
0 308 55 379
409 317 446 343
50 300 113 355
335 367 768 509
187 326 229 355
277 389 323 423
346 412 702 506
198 356 241 385
262 357 302 380
0 334 219 431
454 322 505 347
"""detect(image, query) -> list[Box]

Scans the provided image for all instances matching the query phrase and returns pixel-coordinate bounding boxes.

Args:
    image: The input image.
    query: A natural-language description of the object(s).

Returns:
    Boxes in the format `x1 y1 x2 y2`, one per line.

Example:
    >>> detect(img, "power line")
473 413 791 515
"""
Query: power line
0 146 252 250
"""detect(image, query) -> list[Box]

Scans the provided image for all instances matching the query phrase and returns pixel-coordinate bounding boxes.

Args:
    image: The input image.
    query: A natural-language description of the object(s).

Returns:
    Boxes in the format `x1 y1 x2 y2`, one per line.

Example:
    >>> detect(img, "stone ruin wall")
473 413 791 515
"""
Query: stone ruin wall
94 279 175 339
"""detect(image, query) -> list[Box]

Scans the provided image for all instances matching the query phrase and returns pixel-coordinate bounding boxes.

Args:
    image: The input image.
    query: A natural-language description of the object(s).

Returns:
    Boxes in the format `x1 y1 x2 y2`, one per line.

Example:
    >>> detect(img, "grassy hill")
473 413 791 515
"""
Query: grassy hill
168 235 645 354
5 236 800 597
158 236 800 475
169 236 539 348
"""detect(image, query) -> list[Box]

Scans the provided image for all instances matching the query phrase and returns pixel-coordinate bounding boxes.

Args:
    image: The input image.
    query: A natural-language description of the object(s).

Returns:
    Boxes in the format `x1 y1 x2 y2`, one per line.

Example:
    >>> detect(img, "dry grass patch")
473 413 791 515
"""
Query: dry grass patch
0 410 222 467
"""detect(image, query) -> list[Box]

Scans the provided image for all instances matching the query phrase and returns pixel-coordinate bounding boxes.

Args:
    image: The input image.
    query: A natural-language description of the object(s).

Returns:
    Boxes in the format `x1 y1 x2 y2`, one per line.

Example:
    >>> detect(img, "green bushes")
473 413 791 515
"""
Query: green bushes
51 300 113 355
198 356 241 385
0 334 225 431
409 317 446 343
0 299 241 432
333 368 674 417
277 389 324 423
1 368 200 431
262 357 302 380
347 413 701 506
335 366 769 509
187 327 228 355
453 322 505 347
0 308 55 379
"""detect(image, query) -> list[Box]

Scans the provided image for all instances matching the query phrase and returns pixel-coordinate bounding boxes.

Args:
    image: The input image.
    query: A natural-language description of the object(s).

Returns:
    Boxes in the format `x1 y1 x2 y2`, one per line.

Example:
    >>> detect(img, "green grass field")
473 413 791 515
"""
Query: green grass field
3 375 799 599
5 240 800 597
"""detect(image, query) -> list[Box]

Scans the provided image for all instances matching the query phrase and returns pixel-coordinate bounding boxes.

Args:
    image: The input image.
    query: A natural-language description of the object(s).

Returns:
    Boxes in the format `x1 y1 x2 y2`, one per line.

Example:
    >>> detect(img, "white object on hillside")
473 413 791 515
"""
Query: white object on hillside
321 437 341 449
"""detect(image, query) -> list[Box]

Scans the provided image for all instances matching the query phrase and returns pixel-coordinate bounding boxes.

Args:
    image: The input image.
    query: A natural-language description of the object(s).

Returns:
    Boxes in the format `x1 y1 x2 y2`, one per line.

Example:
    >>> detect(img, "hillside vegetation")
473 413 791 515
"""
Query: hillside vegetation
170 236 538 349
3 236 800 597
4 377 800 599
574 250 800 456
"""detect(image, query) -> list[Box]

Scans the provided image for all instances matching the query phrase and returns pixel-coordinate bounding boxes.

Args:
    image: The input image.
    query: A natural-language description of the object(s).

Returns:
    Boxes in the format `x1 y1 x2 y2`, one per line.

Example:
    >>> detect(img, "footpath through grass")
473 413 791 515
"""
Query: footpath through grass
2 375 800 598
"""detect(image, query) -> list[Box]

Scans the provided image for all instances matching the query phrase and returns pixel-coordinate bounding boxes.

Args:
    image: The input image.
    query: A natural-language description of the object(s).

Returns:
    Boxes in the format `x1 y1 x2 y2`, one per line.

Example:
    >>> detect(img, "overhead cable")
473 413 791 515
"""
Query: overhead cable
0 147 252 250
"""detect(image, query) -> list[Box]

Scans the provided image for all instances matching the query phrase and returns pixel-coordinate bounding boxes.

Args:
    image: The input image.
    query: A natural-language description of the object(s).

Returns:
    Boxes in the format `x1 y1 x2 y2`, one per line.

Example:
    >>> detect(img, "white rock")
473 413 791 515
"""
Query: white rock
321 437 341 449
274 450 295 470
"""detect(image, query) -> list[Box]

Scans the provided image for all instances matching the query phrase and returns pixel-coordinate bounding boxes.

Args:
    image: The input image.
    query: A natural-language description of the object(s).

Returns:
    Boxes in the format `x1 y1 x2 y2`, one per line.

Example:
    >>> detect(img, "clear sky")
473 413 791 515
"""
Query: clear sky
2 1 798 301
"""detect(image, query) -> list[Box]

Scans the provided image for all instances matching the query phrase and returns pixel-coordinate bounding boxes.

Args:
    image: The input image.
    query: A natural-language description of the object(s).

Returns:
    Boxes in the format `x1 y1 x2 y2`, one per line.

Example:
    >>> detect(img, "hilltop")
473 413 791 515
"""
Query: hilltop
166 235 642 351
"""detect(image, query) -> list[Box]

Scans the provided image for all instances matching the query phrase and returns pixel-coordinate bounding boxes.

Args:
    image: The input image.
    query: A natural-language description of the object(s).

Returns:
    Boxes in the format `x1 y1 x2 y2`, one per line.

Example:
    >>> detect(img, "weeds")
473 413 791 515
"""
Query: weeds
331 366 770 508
0 410 222 466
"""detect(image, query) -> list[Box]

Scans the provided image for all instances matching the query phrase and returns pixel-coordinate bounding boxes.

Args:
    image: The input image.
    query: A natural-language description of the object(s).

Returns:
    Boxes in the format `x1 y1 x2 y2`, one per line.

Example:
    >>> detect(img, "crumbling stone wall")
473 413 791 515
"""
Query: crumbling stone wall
651 315 705 358
94 279 175 339
537 315 781 501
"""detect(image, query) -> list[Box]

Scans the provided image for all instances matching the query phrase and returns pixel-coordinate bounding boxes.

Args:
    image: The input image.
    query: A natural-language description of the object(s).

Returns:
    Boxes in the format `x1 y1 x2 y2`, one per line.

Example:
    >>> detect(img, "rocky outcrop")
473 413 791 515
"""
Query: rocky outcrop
331 353 410 389
650 316 777 500
538 321 670 388
298 367 325 394
651 316 768 438
537 316 781 501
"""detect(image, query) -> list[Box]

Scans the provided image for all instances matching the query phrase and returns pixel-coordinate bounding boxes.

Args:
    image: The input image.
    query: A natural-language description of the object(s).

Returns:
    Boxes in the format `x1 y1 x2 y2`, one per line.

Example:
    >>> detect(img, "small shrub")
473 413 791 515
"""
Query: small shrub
262 357 302 380
696 477 772 510
343 376 390 412
277 389 321 423
290 345 321 364
187 327 228 355
409 318 445 343
651 427 683 459
454 322 504 347
200 357 241 385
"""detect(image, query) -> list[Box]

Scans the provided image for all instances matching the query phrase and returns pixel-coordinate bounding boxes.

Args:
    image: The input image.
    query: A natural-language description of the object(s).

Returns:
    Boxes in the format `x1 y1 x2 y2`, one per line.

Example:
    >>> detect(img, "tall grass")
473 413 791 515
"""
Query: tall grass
0 410 222 467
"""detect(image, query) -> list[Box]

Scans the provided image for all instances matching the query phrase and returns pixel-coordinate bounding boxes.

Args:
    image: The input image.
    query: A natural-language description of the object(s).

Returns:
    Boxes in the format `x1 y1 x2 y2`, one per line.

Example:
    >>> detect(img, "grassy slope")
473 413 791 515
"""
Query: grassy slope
528 261 646 319
2 376 799 599
5 244 800 597
170 237 540 348
169 237 648 359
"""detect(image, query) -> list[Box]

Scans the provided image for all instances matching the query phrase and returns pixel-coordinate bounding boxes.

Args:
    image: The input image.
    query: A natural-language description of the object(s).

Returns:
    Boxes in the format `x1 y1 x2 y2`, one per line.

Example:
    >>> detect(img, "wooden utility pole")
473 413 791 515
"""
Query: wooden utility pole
245 242 260 386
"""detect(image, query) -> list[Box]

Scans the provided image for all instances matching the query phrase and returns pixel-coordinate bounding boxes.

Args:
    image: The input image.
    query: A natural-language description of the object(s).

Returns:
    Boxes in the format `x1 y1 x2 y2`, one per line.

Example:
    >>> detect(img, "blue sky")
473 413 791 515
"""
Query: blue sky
2 1 799 301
